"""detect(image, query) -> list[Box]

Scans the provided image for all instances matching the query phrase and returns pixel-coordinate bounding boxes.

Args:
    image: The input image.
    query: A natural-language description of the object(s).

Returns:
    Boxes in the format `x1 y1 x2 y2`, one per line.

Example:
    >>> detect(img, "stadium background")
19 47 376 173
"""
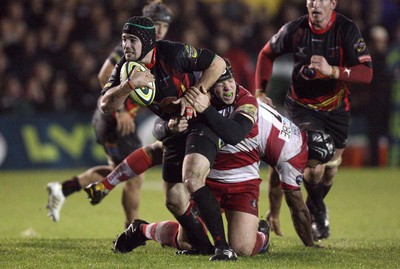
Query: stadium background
1 0 400 169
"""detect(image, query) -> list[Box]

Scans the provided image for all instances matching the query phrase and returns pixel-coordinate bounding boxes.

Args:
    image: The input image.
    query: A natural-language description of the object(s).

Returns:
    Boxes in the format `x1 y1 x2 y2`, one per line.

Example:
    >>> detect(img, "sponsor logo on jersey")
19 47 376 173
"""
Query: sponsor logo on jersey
250 199 257 209
238 104 257 119
295 175 303 185
354 38 366 53
184 45 198 58
296 47 308 58
278 117 292 142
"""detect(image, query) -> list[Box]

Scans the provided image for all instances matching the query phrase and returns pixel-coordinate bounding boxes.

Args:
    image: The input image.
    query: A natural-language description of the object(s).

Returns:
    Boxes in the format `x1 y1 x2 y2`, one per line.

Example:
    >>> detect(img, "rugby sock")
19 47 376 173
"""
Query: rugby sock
125 147 153 174
175 202 214 252
192 186 229 249
102 147 152 190
141 221 180 248
252 231 268 256
303 180 326 213
61 177 81 197
322 183 332 199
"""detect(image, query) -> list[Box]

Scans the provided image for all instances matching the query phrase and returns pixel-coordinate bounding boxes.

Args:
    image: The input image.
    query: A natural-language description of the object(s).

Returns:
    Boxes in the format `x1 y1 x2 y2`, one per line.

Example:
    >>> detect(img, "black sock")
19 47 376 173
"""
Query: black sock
61 177 81 197
192 186 228 249
303 180 326 213
176 202 213 253
322 183 332 199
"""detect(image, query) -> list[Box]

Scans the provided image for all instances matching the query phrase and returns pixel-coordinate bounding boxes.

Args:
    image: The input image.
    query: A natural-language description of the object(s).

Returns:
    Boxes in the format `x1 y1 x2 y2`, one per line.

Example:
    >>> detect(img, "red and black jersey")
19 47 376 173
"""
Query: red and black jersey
256 12 372 112
102 40 216 120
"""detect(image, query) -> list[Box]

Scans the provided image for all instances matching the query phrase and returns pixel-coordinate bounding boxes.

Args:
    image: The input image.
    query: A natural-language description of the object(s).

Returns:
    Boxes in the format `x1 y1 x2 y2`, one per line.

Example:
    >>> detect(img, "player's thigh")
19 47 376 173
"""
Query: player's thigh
225 210 258 255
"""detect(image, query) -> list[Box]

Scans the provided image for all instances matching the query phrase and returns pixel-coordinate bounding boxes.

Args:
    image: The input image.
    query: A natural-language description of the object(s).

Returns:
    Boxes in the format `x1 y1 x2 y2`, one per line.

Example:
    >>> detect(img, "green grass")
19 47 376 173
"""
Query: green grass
0 167 399 268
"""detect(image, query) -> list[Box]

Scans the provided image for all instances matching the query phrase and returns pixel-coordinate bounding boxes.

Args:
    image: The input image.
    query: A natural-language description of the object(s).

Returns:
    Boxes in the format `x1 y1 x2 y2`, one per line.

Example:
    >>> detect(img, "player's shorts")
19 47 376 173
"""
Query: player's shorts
92 108 142 165
285 98 350 149
162 122 219 183
206 178 261 216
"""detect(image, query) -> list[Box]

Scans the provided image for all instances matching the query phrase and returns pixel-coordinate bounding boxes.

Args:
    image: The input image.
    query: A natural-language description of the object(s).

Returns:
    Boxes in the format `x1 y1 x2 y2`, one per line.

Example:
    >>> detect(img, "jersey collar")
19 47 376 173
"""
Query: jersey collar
308 11 336 34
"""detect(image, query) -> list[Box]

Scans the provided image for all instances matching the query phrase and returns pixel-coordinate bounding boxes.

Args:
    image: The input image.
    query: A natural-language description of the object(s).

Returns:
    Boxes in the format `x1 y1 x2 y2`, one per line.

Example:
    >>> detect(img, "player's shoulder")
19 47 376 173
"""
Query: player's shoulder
156 40 185 52
334 13 358 31
235 85 258 107
156 40 192 63
285 15 309 31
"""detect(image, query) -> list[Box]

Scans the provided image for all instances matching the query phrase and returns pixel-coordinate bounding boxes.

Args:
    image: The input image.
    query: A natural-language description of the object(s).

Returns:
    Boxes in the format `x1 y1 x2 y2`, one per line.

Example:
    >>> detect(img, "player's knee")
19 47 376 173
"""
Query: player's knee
144 141 163 164
230 241 253 256
305 165 324 184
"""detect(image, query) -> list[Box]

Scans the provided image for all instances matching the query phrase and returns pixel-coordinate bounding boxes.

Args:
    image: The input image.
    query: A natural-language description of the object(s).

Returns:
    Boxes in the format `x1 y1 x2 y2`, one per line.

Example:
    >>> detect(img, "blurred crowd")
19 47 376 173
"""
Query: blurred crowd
1 0 400 165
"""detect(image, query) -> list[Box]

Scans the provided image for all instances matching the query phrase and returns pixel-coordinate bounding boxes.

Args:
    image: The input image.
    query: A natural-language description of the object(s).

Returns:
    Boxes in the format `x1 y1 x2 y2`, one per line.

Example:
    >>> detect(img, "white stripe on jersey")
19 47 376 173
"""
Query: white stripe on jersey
208 162 260 183
257 101 303 162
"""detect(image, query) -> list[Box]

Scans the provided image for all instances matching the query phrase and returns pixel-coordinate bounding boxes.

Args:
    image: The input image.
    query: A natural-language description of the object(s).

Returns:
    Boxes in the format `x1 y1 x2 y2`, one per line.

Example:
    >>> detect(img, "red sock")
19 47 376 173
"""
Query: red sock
251 231 268 256
102 147 152 190
125 147 153 175
141 221 180 248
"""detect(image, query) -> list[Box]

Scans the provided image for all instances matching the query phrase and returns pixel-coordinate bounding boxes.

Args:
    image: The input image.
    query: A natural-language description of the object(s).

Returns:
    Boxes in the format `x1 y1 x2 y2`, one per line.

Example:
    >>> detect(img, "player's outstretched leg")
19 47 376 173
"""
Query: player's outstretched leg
84 182 109 205
46 182 65 222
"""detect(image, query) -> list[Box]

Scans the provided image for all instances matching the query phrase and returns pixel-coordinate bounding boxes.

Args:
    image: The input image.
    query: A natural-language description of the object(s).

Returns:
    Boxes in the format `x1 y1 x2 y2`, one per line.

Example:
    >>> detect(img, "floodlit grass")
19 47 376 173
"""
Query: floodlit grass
0 167 399 268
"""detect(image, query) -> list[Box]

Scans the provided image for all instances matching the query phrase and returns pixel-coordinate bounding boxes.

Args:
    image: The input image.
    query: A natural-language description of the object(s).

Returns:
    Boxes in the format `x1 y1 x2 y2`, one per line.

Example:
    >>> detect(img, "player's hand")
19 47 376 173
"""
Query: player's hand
172 98 197 119
167 116 188 133
255 90 275 108
266 211 283 236
300 55 332 80
309 55 332 77
184 86 211 113
115 111 135 136
127 67 155 90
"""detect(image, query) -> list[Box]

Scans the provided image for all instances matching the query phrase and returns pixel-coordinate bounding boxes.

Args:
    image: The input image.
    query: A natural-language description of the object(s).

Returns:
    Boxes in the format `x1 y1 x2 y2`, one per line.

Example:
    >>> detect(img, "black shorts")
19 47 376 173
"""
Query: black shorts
285 99 350 149
162 122 219 183
92 108 142 165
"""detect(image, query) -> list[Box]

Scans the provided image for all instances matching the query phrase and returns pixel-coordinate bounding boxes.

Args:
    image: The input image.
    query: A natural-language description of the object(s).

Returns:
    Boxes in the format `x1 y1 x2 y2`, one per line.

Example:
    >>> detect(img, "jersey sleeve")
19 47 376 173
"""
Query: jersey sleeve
101 56 126 95
169 42 216 72
340 21 372 68
269 22 296 55
234 87 258 122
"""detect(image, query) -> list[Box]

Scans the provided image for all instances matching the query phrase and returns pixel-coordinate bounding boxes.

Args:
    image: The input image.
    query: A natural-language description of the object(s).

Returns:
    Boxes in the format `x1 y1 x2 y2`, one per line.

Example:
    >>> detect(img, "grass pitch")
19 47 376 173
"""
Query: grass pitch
0 167 399 268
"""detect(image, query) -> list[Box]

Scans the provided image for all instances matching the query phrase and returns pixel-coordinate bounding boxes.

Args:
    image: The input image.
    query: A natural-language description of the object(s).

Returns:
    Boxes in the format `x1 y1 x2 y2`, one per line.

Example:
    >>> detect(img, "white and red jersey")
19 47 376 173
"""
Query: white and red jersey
257 101 308 190
208 86 259 183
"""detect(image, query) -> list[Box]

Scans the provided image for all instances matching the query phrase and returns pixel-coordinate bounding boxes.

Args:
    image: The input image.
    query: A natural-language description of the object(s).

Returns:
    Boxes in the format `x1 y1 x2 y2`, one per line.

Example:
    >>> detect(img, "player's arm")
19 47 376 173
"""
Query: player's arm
98 59 115 88
185 87 256 145
255 42 279 107
307 22 373 84
100 60 153 114
283 189 315 247
153 116 188 141
202 106 255 145
193 54 226 92
175 50 226 118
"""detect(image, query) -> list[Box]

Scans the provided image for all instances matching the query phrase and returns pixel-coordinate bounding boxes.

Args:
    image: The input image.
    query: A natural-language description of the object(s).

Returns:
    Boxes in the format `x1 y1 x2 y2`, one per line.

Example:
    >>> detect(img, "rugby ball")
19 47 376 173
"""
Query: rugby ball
120 61 156 106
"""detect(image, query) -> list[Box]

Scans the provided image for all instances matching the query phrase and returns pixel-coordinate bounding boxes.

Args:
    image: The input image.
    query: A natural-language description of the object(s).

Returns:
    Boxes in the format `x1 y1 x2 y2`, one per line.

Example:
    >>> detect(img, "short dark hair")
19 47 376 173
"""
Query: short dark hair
142 1 172 23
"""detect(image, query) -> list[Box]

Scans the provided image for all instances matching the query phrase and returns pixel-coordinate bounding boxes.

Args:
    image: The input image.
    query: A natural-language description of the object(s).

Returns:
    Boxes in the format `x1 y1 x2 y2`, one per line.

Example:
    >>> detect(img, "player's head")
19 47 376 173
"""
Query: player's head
210 58 236 105
122 16 156 61
307 130 335 166
142 1 172 41
306 0 337 30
